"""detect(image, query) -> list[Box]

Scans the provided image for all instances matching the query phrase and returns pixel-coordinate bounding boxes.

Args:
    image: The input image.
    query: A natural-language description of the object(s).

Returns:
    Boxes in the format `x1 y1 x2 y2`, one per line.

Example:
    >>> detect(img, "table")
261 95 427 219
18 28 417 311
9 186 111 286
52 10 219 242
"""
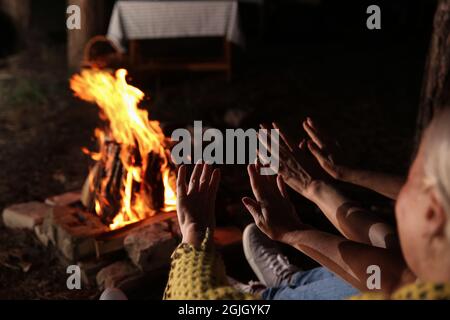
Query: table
107 1 244 79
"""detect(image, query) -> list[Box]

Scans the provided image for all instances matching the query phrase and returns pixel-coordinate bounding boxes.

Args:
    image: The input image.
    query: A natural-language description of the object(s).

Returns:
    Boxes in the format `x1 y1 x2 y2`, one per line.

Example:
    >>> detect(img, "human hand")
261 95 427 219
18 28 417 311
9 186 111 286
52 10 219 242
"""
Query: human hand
258 123 327 199
242 164 305 243
176 163 221 248
303 118 349 181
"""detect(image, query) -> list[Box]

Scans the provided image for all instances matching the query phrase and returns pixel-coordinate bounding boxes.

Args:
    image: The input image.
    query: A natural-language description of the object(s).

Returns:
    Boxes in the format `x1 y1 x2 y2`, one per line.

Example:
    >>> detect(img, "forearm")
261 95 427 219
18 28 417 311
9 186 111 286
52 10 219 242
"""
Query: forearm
306 181 399 249
281 228 415 294
343 170 405 200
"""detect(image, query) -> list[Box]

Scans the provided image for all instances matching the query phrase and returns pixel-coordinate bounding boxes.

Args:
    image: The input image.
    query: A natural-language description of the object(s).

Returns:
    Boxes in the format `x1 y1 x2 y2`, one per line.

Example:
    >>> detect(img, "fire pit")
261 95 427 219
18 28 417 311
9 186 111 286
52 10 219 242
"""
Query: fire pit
3 68 182 290
1 68 244 293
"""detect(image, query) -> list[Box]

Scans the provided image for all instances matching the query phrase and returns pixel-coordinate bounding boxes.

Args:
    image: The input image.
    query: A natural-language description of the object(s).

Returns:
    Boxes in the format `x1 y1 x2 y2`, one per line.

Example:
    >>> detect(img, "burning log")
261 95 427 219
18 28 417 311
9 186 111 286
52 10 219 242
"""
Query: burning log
97 141 123 225
71 69 177 231
82 147 169 225
143 152 165 211
81 141 123 222
81 162 99 212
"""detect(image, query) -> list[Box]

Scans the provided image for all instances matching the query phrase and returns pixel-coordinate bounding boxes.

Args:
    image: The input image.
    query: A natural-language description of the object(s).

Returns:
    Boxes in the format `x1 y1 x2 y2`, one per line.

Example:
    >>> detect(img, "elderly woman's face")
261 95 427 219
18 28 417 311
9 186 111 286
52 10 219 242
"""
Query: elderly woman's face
395 144 432 275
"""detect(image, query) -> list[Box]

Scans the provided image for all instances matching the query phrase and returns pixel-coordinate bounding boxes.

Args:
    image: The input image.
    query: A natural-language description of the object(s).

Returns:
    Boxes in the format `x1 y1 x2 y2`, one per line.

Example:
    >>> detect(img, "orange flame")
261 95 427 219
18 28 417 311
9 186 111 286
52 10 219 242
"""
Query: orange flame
70 69 176 230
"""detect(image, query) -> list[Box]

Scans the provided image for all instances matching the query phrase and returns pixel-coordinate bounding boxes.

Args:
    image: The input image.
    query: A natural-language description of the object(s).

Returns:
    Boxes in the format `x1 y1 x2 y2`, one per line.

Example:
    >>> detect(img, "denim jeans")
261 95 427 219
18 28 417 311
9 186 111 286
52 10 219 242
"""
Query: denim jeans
262 267 359 300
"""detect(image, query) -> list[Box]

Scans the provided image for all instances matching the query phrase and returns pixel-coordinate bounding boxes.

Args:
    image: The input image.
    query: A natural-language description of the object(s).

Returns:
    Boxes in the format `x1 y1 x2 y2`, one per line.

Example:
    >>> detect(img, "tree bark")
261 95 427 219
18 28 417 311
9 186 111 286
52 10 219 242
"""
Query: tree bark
0 0 31 42
415 0 450 146
67 0 107 72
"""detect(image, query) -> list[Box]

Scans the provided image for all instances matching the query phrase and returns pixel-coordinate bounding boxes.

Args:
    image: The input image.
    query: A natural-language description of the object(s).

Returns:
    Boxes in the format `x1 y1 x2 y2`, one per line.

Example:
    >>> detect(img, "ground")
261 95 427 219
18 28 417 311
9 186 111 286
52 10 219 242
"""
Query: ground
0 13 430 299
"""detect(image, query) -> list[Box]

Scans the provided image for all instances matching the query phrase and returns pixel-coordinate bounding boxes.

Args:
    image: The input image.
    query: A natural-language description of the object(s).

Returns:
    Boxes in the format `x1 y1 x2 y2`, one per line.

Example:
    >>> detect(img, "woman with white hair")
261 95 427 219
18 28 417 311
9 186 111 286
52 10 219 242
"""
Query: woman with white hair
164 108 450 300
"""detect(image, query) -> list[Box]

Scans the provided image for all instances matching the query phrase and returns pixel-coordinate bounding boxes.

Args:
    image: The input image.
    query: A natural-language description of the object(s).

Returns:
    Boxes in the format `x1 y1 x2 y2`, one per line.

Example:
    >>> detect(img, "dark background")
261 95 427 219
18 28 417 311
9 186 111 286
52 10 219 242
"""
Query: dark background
0 0 437 299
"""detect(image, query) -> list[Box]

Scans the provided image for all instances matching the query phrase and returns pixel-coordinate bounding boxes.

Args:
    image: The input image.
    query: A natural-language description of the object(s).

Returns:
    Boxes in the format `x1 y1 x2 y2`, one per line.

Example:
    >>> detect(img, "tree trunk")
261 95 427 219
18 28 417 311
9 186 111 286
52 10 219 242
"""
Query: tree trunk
0 0 30 43
415 0 450 146
67 0 106 72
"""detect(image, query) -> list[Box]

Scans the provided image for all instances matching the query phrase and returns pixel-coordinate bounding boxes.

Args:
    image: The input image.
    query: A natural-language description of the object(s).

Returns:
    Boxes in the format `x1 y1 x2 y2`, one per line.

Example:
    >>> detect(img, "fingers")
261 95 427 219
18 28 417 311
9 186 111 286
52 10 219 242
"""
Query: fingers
188 161 204 194
190 162 221 201
199 164 213 193
242 197 262 220
176 165 187 224
258 127 272 155
276 175 290 199
185 163 220 195
248 164 266 201
258 124 279 155
307 117 323 134
258 127 288 166
248 163 280 200
299 138 308 152
307 140 335 174
303 118 325 149
177 165 188 198
272 122 295 152
208 168 221 202
257 130 281 173
257 148 273 169
307 140 327 161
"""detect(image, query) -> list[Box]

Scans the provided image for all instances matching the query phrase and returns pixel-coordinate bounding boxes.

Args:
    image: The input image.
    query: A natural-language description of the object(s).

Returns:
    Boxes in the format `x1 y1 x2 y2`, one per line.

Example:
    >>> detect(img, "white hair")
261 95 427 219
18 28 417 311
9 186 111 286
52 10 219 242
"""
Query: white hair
422 107 450 236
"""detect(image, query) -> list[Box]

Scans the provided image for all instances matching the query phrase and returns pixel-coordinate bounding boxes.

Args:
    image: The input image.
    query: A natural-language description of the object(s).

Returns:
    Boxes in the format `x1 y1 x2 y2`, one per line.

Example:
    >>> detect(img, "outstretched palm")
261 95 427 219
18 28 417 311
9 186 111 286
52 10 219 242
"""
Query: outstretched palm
258 123 328 199
177 163 221 248
243 164 304 242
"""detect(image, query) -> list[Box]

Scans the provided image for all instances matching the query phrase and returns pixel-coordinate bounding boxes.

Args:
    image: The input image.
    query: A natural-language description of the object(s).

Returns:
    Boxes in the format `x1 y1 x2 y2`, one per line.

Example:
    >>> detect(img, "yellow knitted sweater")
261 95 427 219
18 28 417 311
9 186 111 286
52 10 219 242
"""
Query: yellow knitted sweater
164 232 255 300
164 233 450 300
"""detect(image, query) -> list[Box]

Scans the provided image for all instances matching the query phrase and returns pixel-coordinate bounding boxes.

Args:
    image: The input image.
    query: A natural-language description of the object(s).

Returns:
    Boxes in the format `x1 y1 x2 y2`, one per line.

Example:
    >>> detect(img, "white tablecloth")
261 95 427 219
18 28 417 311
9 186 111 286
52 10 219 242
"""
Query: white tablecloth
107 1 244 52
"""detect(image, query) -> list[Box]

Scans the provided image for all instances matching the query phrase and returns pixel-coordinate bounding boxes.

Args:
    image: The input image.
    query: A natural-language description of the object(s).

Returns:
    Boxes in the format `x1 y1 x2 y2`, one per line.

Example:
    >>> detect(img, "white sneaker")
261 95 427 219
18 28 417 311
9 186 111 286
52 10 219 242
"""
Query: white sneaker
243 224 300 287
100 288 128 300
227 277 266 296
